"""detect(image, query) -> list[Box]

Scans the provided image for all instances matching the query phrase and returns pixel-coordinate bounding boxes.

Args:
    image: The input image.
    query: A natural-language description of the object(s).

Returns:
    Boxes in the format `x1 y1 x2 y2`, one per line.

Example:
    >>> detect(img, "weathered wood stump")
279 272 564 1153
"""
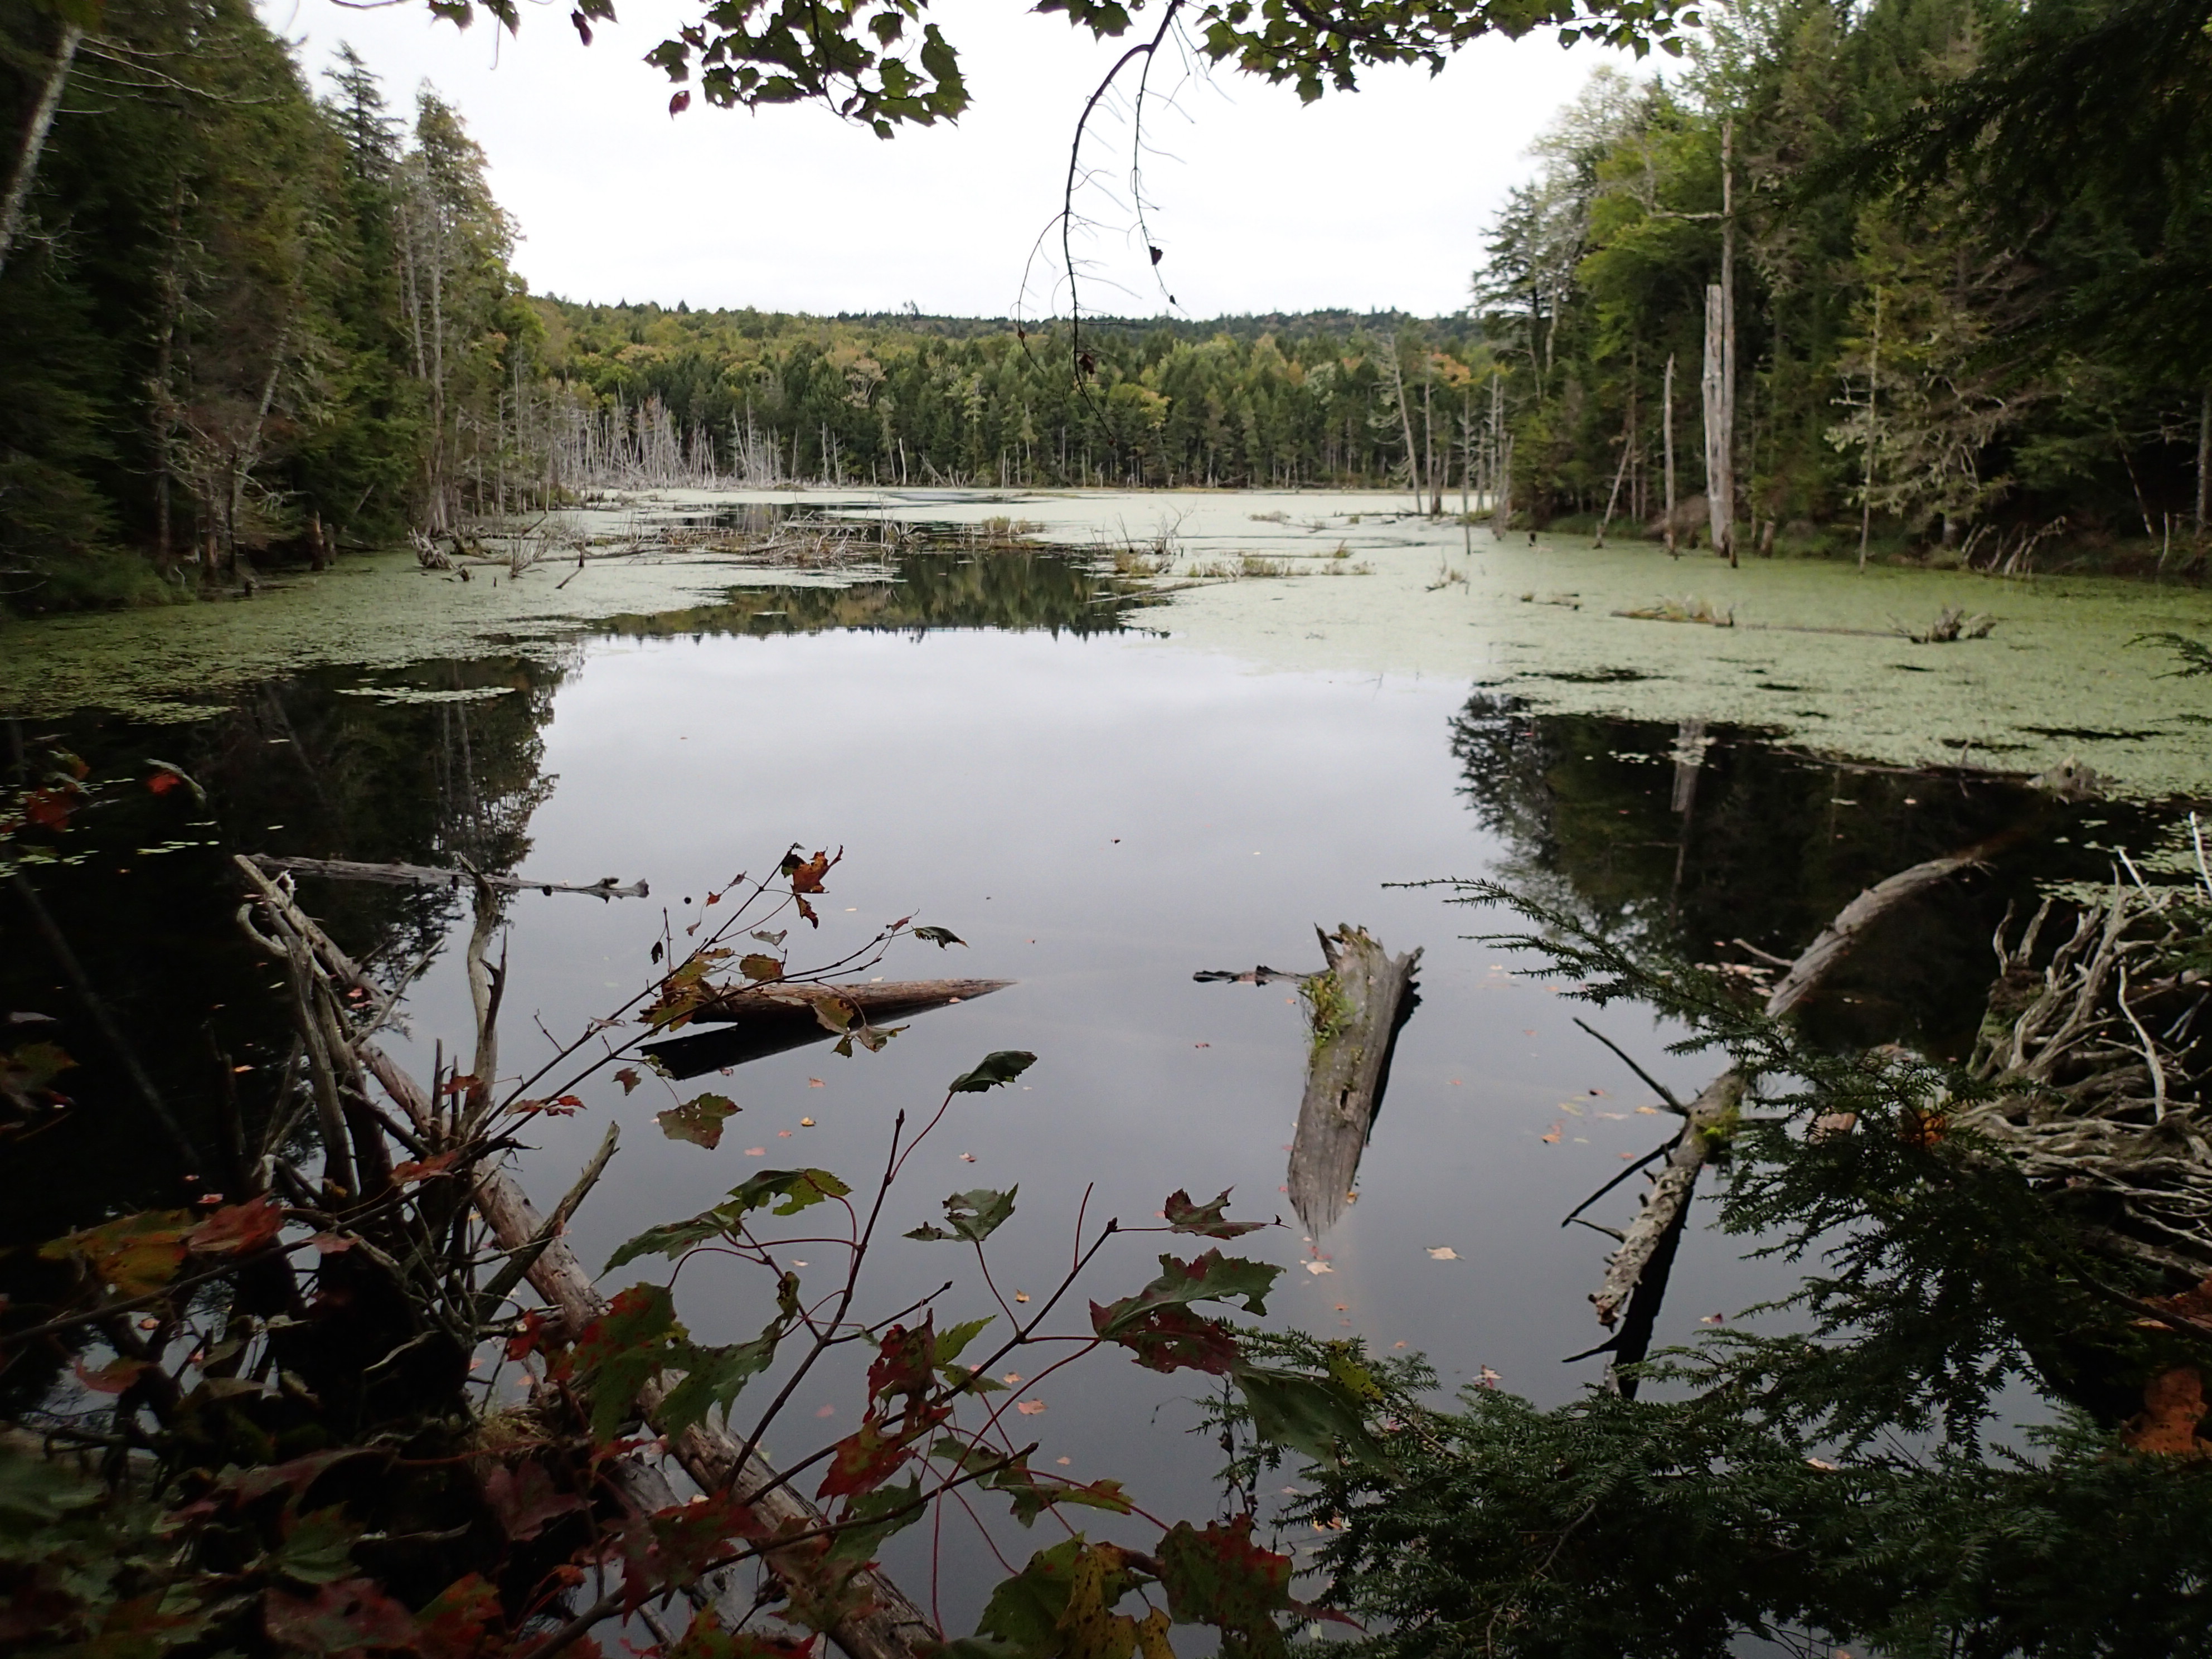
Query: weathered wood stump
1286 925 1422 1235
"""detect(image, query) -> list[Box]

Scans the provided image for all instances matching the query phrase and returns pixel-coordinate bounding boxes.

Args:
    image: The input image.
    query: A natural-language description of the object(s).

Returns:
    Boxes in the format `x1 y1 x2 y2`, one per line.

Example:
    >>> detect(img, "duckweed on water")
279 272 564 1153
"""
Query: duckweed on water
4 489 2211 799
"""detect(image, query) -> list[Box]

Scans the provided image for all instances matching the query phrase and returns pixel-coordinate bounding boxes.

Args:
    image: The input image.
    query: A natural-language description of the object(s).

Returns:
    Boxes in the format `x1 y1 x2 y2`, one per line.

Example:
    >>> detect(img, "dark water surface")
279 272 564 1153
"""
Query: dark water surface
1 549 2153 1619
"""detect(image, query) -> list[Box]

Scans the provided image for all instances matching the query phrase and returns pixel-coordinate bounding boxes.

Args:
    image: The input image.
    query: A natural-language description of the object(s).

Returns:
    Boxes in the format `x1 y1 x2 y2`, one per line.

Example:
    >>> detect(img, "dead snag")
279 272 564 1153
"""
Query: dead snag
1287 925 1422 1235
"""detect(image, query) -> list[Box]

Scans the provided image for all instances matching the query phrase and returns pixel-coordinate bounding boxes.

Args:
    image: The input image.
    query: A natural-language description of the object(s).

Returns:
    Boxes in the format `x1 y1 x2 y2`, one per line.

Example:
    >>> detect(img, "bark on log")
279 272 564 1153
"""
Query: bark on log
1286 926 1421 1235
644 979 1012 1079
249 853 647 900
1590 844 1993 1330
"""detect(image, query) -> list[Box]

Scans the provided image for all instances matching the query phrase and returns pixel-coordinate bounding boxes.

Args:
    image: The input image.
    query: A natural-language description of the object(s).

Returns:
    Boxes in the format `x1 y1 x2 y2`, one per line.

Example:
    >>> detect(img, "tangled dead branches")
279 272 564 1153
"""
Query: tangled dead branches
1966 841 2212 1276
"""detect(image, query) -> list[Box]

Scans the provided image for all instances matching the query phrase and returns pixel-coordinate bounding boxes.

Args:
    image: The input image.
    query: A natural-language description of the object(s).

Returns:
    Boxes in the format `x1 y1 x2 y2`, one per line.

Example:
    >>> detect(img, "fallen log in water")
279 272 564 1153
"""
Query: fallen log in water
644 978 1013 1078
1284 926 1422 1235
1588 840 2007 1366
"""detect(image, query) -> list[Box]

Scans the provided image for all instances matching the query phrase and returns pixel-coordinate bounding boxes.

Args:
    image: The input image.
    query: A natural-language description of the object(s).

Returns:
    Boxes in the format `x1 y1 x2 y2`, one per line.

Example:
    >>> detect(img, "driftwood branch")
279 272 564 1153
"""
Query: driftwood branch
248 853 647 900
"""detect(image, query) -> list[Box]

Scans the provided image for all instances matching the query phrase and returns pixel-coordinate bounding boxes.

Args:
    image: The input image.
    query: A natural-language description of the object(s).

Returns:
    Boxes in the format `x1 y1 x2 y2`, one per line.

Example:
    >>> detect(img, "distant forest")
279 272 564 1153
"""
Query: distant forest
3 0 2207 609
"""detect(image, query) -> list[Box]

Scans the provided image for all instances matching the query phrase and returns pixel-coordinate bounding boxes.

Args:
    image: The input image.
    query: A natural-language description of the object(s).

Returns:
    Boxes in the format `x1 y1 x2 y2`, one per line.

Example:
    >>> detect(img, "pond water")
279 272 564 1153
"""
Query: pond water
2 489 2199 1623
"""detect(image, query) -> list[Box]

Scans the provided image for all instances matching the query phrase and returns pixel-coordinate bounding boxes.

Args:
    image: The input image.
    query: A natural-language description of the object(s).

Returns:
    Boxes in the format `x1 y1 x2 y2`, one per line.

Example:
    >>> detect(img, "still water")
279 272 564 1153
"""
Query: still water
0 527 2148 1620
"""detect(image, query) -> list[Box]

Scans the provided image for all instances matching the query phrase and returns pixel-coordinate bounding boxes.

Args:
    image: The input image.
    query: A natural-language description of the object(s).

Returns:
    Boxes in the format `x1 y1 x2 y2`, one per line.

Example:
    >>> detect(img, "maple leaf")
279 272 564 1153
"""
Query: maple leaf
482 1459 585 1541
948 1051 1037 1093
1163 1189 1266 1238
1092 1250 1281 1343
818 1417 937 1499
263 1578 415 1655
906 1186 1016 1243
1088 1304 1241 1375
38 1210 193 1297
657 1092 740 1149
74 1356 151 1394
187 1196 285 1255
1157 1516 1293 1657
413 1574 505 1659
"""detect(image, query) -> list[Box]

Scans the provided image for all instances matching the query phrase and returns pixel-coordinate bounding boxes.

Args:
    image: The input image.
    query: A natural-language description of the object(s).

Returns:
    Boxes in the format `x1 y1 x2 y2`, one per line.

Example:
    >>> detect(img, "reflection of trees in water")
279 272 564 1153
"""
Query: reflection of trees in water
600 550 1147 642
0 656 571 1270
1447 690 2148 1056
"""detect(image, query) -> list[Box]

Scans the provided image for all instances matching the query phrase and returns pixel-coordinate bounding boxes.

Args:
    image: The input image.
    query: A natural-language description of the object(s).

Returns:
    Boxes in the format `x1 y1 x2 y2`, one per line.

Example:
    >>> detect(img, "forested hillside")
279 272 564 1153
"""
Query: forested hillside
4 0 2208 609
0 0 534 610
528 302 1483 493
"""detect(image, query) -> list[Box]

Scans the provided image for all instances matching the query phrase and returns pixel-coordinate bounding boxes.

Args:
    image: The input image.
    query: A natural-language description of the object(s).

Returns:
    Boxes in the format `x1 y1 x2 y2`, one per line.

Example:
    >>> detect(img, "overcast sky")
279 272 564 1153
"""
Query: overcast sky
261 0 1640 318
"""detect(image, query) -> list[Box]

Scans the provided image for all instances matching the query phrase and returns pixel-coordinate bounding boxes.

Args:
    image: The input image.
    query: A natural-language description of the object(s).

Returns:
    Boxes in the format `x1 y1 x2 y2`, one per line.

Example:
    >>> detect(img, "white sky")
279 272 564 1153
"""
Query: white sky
262 0 1639 317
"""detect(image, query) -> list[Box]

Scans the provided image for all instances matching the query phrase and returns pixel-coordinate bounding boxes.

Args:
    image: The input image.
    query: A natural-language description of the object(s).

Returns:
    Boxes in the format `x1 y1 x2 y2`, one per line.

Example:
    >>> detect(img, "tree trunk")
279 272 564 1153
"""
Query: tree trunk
1861 289 1882 571
2196 385 2209 538
1389 350 1421 511
1663 353 1678 556
1702 284 1729 561
151 179 185 574
1697 120 1739 565
0 20 81 283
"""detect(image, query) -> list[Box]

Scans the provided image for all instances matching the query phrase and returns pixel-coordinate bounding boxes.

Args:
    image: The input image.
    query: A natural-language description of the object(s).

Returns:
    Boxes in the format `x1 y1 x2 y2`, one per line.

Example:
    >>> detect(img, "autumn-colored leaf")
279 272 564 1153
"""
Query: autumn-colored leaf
1092 1304 1241 1375
482 1459 585 1541
2124 1366 2210 1455
783 846 836 894
391 1150 460 1186
145 769 181 794
818 1418 930 1499
616 1066 644 1094
38 1210 193 1297
74 1356 150 1394
187 1196 284 1255
740 953 785 982
1093 1250 1281 1345
1157 1515 1293 1656
413 1574 505 1659
569 1283 689 1441
1163 1189 1265 1239
667 1607 811 1659
976 1537 1149 1658
657 1092 740 1148
264 1578 415 1654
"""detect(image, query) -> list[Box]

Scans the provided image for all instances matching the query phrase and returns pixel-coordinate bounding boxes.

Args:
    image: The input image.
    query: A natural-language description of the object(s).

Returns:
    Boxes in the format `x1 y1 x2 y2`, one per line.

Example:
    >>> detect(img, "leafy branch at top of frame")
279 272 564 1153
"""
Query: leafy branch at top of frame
426 0 1697 139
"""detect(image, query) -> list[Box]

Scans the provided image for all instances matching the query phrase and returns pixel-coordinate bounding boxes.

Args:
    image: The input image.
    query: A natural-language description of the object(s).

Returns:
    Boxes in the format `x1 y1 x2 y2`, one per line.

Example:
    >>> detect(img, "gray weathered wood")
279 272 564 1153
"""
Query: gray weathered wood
1591 843 1992 1330
1286 926 1422 1235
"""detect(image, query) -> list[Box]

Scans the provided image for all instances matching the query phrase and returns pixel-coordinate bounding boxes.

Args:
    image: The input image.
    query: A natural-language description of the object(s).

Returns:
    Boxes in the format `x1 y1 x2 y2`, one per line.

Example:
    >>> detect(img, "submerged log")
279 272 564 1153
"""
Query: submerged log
1285 926 1422 1235
249 852 647 900
643 978 1012 1078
